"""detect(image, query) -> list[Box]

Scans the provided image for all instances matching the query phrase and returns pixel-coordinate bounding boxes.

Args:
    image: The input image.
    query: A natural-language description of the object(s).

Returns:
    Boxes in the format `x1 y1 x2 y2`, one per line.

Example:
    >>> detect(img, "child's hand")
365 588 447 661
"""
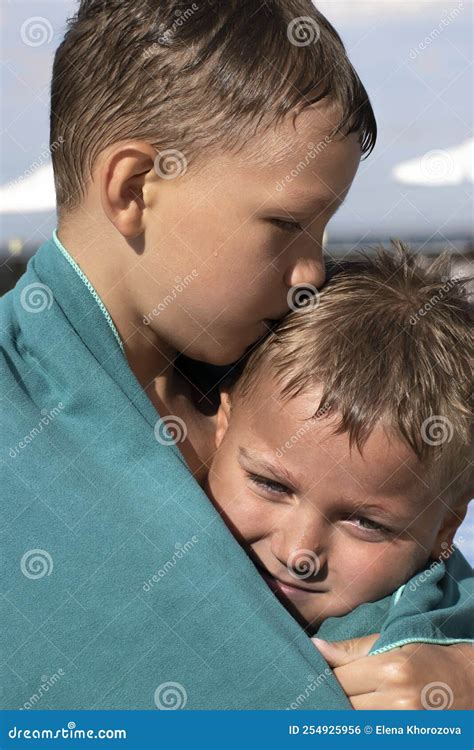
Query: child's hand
312 635 473 709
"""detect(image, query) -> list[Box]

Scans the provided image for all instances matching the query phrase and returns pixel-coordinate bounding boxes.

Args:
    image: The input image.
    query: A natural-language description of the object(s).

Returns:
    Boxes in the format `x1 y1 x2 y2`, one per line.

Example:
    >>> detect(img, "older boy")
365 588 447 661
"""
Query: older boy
1 0 471 710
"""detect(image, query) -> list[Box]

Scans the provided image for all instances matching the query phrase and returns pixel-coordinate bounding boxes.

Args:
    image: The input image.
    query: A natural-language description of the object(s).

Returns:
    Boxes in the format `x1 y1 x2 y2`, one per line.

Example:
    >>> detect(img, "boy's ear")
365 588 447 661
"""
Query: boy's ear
430 496 470 559
100 141 157 240
215 389 232 450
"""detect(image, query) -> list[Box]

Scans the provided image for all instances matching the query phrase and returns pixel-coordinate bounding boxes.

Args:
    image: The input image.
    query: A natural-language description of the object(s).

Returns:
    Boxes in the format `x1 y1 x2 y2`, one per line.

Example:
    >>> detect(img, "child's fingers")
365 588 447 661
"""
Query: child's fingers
311 633 380 667
350 692 414 710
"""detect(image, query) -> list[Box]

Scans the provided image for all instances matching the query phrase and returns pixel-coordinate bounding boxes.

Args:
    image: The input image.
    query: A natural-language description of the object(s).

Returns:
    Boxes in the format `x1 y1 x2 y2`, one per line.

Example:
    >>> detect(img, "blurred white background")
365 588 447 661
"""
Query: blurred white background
1 0 473 251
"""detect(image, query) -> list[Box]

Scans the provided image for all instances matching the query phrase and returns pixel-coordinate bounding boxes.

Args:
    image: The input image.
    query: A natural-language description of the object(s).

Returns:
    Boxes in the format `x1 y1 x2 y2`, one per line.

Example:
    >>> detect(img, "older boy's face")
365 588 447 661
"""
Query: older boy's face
205 380 451 630
141 103 361 364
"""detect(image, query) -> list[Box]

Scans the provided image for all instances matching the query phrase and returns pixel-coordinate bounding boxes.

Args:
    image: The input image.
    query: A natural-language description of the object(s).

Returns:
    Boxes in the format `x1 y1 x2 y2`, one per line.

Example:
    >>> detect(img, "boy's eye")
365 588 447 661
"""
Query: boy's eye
350 516 392 535
270 218 303 233
248 472 290 496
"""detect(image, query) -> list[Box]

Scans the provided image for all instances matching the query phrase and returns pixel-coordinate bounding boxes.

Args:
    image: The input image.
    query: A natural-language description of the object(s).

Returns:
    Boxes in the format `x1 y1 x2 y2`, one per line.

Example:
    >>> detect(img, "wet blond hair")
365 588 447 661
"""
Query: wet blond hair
50 0 376 215
236 243 473 504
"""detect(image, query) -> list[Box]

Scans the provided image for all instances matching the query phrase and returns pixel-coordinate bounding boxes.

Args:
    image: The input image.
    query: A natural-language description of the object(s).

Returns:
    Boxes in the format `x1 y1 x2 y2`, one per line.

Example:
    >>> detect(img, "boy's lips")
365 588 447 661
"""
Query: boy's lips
256 562 325 598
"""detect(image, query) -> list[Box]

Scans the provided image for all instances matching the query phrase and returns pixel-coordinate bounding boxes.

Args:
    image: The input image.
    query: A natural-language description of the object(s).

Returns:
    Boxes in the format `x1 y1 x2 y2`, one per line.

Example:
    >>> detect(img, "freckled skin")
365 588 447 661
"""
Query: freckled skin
206 380 458 631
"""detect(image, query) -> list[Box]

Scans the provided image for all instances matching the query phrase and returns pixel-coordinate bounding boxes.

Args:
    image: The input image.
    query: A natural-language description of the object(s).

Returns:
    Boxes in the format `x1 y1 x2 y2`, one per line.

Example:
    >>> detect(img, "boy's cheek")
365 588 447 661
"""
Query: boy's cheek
332 546 415 603
208 473 270 543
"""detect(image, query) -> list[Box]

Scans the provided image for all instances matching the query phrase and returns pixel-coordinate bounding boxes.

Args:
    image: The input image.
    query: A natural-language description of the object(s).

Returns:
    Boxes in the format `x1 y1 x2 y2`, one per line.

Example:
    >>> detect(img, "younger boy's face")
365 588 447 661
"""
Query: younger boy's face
205 379 455 630
141 104 361 365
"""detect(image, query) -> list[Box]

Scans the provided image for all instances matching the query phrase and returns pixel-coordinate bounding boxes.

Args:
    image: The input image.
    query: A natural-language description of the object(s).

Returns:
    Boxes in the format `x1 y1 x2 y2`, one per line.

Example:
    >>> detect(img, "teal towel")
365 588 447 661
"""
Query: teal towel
315 548 473 654
0 237 349 710
1 236 472 710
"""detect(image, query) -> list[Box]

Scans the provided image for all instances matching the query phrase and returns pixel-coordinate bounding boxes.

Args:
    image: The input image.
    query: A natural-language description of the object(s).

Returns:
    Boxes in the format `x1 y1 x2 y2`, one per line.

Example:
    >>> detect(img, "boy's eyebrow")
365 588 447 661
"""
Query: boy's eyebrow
239 447 421 516
281 189 348 214
238 446 298 489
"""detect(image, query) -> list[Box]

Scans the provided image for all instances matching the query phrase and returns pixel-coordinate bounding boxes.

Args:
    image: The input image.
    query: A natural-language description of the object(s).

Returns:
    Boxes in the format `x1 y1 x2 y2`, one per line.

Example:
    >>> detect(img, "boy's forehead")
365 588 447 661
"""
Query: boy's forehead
248 100 352 161
238 383 431 505
237 103 362 196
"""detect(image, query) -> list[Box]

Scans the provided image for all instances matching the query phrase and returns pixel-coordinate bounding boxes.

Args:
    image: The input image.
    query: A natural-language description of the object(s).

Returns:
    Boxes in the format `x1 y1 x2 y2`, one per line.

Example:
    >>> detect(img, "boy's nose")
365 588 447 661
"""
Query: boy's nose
271 524 327 583
284 256 326 290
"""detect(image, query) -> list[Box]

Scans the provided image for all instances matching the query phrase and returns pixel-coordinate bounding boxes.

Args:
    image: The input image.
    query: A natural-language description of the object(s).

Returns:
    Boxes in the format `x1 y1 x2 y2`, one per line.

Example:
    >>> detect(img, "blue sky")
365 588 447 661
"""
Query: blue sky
1 0 473 249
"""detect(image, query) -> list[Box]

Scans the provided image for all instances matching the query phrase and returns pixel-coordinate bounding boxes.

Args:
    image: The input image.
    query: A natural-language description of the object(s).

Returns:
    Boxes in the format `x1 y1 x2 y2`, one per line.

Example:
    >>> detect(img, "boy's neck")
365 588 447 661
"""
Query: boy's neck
55 223 175 392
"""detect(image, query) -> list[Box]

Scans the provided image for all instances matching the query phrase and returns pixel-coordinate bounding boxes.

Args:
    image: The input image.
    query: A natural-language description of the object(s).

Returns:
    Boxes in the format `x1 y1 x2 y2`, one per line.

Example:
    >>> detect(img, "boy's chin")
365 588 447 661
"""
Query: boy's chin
193 341 255 367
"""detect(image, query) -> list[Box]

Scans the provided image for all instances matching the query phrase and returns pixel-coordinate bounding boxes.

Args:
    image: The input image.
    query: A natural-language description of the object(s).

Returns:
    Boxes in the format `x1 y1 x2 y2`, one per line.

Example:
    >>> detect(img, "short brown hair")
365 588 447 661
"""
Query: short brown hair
50 0 376 214
236 243 473 504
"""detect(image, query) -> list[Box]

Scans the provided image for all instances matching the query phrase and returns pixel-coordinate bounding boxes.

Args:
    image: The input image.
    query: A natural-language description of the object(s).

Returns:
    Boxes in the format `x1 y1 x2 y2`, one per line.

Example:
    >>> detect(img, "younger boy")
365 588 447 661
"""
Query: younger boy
205 244 473 648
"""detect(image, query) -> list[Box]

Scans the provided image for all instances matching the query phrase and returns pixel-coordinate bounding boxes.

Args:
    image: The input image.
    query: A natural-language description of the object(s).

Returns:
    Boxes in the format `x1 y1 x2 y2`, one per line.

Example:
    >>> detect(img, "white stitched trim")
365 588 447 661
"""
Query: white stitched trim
370 637 473 655
392 583 406 605
52 229 124 353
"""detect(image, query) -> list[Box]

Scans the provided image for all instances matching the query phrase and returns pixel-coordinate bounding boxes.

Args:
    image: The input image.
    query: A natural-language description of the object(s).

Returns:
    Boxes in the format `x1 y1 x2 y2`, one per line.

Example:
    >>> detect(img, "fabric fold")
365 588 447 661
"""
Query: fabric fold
1 238 350 710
